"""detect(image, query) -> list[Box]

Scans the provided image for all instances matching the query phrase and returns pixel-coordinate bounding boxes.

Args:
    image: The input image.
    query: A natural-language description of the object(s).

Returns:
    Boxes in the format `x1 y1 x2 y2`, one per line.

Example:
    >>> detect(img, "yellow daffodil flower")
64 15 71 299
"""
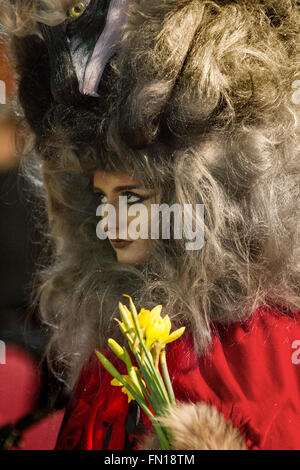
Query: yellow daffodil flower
116 298 186 352
137 306 162 333
116 302 136 336
145 313 171 350
96 296 187 450
108 338 125 360
111 376 135 403
111 369 146 403
137 308 151 331
142 310 185 351
163 326 186 344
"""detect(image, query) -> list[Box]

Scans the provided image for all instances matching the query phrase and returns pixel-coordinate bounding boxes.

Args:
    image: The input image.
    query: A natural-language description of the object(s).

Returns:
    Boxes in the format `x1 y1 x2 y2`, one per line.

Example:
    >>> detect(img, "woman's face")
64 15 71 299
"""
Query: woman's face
93 170 156 265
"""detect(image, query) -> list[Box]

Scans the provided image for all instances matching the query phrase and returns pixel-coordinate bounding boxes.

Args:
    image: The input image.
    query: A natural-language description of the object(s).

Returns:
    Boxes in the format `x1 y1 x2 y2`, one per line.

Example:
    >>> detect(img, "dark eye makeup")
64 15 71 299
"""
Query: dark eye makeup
93 190 152 205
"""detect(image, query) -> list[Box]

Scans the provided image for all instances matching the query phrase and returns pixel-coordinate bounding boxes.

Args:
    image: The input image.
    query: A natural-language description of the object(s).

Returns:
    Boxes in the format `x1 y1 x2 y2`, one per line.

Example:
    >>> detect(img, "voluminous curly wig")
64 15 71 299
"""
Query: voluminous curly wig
0 0 299 388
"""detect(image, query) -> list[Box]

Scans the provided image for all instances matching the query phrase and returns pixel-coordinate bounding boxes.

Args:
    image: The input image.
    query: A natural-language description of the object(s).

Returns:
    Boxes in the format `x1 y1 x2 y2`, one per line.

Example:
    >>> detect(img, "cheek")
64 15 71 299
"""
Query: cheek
116 239 151 264
126 199 156 236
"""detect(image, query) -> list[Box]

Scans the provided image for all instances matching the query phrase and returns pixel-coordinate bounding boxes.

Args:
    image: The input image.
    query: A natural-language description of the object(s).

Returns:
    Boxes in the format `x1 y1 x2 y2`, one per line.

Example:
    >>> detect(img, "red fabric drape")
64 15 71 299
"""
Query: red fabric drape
55 304 300 450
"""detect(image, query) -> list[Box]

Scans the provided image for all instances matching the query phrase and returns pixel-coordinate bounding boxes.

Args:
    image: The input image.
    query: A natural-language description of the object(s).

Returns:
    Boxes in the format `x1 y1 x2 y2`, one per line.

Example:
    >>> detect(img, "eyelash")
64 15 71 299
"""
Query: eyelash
67 2 88 20
94 191 150 205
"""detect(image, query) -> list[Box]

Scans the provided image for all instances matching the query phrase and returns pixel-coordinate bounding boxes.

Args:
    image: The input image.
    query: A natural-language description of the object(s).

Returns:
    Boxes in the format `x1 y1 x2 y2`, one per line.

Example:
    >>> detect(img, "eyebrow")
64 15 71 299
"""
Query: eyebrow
93 185 142 193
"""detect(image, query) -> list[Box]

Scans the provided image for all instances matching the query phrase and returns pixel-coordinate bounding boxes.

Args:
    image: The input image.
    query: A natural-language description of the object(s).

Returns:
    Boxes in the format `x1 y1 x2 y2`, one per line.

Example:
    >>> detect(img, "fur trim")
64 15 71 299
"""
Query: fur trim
1 0 300 389
138 402 248 450
0 0 69 37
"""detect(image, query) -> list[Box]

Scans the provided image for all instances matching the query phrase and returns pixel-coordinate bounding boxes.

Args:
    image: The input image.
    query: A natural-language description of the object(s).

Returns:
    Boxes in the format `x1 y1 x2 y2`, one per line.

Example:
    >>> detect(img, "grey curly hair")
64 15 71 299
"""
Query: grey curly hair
1 0 300 388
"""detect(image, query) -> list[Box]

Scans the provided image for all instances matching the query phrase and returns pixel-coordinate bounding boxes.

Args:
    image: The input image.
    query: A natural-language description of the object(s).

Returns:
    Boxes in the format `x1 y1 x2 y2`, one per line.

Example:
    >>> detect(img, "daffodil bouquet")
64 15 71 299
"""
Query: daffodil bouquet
95 295 185 450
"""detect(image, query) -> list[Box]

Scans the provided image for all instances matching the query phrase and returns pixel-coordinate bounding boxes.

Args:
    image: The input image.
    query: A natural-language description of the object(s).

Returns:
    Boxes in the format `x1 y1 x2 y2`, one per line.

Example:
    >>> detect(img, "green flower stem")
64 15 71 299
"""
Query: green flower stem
129 367 143 396
136 372 152 404
115 319 135 347
95 350 144 402
118 302 134 334
124 330 167 409
137 406 170 450
123 347 142 394
123 347 133 369
160 349 176 405
134 351 166 412
95 350 170 450
119 326 166 411
137 380 171 448
137 341 170 407
124 296 170 405
143 350 171 405
151 422 170 450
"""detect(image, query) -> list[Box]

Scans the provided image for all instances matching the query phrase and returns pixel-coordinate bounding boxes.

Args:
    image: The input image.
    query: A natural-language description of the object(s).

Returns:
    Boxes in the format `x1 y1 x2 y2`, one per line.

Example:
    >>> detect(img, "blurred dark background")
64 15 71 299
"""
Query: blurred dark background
0 42 66 450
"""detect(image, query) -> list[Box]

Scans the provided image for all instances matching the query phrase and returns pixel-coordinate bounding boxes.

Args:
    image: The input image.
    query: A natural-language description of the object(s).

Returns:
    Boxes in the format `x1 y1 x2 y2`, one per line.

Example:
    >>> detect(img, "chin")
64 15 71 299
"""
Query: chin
114 241 151 265
116 252 148 265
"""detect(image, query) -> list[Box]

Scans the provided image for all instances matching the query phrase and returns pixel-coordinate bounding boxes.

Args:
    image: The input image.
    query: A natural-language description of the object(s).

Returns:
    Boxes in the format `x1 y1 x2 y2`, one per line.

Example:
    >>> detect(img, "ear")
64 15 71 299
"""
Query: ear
138 402 248 450
115 0 205 149
116 0 298 150
10 34 53 136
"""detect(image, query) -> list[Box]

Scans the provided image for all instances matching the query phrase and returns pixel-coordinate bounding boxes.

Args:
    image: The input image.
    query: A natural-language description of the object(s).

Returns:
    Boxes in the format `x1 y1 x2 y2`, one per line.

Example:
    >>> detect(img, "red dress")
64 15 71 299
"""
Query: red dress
55 304 300 450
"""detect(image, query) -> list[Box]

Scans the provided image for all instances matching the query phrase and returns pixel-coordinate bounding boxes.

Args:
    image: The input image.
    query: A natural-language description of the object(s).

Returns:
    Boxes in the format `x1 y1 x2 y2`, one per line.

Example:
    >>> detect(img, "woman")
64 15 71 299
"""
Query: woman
1 0 300 449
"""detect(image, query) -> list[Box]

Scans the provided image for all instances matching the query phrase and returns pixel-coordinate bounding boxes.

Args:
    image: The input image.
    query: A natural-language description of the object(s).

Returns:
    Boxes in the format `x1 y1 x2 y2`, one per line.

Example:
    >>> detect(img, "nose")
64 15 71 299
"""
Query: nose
115 196 129 239
100 201 117 237
101 196 128 240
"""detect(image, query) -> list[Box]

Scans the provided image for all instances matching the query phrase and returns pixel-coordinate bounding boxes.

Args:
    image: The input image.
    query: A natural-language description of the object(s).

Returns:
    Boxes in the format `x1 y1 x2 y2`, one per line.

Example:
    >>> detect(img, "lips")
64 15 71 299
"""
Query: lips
109 239 133 249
